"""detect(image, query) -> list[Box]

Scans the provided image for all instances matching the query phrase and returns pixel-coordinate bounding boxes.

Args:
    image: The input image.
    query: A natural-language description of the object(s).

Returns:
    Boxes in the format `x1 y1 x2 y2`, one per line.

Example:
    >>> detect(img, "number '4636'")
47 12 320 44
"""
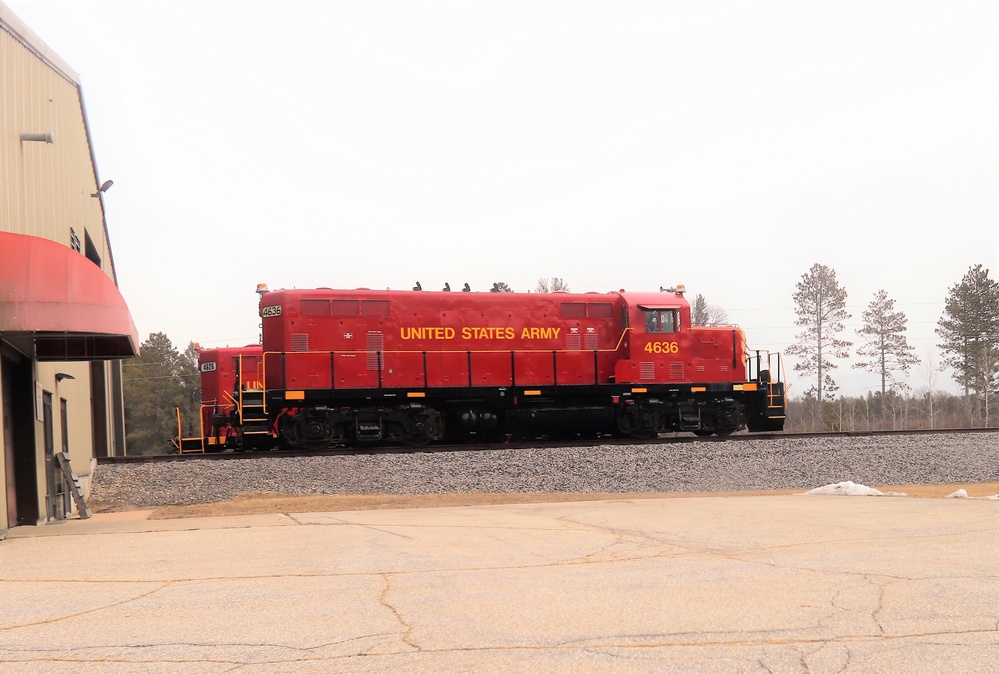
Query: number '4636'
644 341 679 354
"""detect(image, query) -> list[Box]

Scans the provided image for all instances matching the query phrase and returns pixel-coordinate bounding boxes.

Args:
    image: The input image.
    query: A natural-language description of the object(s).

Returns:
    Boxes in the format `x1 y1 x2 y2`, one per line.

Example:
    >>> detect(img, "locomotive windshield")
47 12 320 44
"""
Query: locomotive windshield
644 308 678 334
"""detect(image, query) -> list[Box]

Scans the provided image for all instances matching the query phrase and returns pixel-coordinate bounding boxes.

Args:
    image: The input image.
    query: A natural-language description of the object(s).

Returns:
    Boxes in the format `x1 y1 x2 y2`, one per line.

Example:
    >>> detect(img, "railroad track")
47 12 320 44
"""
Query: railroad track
98 427 999 465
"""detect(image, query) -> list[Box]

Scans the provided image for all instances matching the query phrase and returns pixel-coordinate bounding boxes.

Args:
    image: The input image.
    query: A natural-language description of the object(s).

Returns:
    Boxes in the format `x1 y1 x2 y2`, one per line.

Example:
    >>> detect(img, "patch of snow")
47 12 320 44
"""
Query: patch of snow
803 481 907 497
947 489 999 500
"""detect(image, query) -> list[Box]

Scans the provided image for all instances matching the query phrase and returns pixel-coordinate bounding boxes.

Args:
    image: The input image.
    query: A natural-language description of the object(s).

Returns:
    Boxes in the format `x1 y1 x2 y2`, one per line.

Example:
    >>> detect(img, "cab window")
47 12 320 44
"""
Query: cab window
644 309 678 334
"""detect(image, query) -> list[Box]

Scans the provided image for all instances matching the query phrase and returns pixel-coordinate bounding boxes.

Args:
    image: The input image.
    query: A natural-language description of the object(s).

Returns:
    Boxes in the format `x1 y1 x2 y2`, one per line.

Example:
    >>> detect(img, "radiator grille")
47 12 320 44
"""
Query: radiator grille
669 362 684 380
366 332 384 371
290 333 309 352
639 362 655 380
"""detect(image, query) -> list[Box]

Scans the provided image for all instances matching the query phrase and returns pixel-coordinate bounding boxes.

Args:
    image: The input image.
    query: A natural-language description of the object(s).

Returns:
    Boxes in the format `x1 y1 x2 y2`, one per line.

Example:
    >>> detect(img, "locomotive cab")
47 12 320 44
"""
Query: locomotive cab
613 291 689 384
607 289 781 436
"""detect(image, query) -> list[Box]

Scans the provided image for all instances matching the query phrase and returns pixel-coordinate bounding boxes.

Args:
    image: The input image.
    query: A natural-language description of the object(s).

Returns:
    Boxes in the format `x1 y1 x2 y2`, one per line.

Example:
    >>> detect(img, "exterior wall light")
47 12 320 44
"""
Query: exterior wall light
91 180 113 198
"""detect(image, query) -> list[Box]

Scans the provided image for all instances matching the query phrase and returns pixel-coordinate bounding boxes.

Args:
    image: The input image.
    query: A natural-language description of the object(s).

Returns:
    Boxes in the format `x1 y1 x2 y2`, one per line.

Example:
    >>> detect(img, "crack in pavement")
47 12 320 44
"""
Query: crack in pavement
0 581 173 631
379 572 420 653
3 626 996 667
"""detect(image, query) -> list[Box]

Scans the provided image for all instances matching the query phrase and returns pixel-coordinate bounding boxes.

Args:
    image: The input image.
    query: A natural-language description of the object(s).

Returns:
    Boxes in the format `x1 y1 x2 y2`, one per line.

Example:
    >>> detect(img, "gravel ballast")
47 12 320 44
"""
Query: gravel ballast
91 433 999 507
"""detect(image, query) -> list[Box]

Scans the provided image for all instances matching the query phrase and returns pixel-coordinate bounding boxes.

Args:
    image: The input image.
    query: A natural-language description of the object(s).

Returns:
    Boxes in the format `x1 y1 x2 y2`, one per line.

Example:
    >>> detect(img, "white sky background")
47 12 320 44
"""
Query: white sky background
10 0 997 398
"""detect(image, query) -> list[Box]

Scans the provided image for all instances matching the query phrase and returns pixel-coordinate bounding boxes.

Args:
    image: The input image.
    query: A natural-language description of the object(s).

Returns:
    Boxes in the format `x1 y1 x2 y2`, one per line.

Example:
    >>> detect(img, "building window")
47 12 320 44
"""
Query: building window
70 228 81 252
84 230 101 267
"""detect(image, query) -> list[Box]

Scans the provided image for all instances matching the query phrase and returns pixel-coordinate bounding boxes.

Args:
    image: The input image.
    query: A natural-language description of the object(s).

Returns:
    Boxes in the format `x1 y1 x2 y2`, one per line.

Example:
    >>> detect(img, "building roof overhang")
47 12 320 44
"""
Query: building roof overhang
0 232 138 360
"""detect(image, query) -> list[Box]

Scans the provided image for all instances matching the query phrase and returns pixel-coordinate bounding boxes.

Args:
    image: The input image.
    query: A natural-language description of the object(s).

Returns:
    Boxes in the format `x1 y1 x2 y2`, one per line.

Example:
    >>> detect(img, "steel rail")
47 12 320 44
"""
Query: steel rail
98 427 999 465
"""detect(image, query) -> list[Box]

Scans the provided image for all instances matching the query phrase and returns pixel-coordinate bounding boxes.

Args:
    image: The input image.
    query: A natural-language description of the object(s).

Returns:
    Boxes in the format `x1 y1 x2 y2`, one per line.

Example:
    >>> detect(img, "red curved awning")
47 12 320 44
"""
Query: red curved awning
0 232 138 360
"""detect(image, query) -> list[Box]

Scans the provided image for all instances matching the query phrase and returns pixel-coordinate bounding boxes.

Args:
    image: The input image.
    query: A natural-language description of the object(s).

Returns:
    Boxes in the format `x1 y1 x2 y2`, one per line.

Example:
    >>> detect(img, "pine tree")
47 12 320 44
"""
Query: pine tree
122 333 201 454
785 263 851 403
936 264 999 424
853 289 919 397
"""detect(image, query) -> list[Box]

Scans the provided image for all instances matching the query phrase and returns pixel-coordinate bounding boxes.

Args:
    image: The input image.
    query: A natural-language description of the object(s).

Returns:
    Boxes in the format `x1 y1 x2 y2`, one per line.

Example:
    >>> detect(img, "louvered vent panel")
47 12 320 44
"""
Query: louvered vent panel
300 299 330 316
561 302 586 318
640 362 655 380
362 300 390 316
566 334 581 350
367 332 384 371
720 365 729 372
333 300 360 316
290 333 309 352
670 362 684 380
583 334 599 350
588 303 613 318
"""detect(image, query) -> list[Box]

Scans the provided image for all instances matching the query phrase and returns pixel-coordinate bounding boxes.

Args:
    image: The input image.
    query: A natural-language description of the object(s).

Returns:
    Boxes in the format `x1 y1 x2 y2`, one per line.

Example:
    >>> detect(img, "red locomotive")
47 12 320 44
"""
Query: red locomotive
173 345 266 453
177 283 786 452
238 283 784 449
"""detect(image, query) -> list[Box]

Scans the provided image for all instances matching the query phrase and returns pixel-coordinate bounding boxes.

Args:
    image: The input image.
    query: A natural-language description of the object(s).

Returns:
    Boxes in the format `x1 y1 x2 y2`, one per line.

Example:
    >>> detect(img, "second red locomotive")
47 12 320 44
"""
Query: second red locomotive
207 283 785 449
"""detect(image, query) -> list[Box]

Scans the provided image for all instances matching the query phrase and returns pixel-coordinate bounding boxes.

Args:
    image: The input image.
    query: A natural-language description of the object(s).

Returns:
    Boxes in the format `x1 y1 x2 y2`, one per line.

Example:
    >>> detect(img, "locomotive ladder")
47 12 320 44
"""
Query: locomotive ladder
239 388 271 441
55 452 92 519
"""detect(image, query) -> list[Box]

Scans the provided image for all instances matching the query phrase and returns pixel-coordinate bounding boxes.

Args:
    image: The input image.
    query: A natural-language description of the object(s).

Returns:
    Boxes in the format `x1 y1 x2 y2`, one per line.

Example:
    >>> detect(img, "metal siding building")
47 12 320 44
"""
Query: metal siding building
1 2 138 532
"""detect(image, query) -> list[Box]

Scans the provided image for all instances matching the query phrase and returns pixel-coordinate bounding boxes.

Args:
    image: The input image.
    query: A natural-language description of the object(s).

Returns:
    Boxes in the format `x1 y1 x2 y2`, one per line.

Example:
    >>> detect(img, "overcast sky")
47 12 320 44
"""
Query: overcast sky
9 0 997 398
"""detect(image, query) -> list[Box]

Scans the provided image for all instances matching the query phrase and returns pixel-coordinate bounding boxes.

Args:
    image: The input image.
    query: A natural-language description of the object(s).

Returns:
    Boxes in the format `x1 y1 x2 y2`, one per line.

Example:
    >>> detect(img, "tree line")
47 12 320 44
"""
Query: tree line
785 263 998 429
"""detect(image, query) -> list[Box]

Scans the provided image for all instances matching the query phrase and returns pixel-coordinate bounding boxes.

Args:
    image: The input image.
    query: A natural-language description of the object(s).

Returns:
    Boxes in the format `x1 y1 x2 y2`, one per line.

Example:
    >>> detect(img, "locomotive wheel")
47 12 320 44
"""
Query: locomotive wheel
616 405 659 439
394 408 444 447
401 433 433 447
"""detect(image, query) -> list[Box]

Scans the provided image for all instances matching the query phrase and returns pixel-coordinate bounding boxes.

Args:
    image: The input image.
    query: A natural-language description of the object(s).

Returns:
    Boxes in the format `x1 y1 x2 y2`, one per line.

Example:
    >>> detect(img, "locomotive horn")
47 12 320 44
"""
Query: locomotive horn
462 283 471 292
413 281 422 291
443 282 450 292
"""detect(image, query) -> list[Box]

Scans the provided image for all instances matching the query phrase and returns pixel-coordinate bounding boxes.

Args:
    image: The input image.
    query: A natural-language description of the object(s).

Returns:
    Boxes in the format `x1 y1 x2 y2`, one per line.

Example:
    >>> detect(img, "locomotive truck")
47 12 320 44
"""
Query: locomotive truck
177 283 786 452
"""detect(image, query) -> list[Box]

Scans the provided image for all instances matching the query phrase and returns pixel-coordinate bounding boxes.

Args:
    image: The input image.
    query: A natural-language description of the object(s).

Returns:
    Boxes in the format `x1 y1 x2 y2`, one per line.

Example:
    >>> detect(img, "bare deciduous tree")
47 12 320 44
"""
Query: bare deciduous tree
535 277 570 293
690 294 730 326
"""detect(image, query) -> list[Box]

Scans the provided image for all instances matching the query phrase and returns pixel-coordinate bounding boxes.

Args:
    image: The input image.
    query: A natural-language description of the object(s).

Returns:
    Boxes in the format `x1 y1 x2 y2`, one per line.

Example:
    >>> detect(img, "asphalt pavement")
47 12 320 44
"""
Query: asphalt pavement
1 494 997 673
